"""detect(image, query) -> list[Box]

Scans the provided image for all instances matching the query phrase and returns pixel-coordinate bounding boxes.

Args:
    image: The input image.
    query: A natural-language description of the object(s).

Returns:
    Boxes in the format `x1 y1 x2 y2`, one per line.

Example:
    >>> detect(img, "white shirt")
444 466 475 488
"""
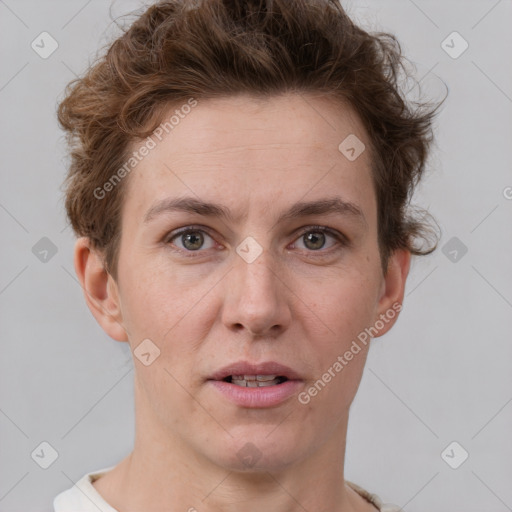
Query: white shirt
53 467 402 511
53 466 118 512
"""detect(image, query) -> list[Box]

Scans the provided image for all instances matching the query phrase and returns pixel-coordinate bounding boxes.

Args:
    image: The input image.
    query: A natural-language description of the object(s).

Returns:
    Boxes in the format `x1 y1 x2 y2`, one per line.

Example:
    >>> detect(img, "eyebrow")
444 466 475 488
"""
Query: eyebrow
143 196 367 228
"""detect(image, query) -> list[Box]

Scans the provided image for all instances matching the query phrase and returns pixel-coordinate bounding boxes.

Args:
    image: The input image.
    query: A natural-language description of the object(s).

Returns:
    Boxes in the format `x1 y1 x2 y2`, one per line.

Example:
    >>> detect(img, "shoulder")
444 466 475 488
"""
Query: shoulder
346 480 403 512
53 467 118 512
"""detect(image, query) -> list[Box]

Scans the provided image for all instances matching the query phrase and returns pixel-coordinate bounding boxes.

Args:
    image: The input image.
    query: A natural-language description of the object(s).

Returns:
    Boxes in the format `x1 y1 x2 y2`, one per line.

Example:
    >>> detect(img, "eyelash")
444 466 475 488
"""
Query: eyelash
164 225 349 258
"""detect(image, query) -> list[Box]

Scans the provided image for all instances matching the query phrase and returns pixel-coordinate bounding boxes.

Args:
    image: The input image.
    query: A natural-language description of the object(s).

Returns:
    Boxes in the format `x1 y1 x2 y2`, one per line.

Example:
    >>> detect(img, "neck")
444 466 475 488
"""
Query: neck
93 386 373 512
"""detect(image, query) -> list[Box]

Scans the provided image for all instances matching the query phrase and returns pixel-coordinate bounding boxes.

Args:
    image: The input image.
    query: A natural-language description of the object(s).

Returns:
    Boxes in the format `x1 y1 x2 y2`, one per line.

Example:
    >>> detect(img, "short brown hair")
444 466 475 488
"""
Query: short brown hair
57 0 441 279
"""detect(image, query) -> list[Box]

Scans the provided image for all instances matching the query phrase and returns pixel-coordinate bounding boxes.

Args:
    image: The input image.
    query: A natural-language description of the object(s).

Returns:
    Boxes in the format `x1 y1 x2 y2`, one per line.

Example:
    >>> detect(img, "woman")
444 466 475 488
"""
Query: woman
53 0 439 510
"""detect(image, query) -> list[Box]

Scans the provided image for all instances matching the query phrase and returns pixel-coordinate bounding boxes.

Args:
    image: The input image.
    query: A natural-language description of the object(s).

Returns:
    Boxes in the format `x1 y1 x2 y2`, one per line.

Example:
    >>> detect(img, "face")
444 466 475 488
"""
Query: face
92 93 408 472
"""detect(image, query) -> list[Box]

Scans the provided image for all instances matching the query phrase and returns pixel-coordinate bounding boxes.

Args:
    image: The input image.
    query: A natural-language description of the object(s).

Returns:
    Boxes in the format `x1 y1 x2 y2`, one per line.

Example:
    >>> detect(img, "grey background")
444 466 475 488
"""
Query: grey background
1 1 511 511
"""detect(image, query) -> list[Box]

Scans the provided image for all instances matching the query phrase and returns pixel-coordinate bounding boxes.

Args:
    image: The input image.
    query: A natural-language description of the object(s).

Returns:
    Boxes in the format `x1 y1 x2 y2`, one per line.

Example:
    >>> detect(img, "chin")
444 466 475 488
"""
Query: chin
208 426 305 473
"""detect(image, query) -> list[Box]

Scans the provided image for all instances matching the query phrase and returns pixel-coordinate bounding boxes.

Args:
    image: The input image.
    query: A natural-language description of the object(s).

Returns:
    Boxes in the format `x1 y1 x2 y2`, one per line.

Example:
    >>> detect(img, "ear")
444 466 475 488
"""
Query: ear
373 249 411 338
73 237 128 342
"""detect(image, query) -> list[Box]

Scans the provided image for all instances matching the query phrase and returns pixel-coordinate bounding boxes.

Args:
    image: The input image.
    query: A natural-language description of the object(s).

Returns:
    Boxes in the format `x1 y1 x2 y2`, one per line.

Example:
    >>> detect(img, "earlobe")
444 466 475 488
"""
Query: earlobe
373 249 411 338
73 237 128 342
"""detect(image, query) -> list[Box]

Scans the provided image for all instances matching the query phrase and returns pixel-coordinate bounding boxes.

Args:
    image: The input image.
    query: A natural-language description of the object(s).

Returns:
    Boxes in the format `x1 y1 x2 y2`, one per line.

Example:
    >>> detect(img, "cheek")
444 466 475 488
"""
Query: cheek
120 262 219 361
301 287 374 412
299 269 379 399
119 251 180 314
308 269 379 336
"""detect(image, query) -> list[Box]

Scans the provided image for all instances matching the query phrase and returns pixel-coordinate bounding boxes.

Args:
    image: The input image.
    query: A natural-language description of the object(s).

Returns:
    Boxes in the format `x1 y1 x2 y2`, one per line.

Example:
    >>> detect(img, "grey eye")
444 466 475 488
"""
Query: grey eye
302 231 326 250
169 229 215 251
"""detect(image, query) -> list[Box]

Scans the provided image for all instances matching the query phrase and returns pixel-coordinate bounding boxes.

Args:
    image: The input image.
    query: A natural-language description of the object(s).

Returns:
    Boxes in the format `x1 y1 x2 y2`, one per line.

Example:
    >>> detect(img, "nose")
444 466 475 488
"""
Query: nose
221 248 292 338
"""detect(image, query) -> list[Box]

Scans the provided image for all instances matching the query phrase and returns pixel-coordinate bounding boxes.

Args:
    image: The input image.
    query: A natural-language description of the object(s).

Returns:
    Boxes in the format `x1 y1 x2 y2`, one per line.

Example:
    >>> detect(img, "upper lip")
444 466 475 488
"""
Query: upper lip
209 361 302 381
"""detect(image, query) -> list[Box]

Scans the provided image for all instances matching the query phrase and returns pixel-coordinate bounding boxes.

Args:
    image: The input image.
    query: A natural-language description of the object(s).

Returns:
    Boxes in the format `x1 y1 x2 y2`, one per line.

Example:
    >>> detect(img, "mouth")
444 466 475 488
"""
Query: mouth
207 361 303 408
221 375 289 387
208 361 302 384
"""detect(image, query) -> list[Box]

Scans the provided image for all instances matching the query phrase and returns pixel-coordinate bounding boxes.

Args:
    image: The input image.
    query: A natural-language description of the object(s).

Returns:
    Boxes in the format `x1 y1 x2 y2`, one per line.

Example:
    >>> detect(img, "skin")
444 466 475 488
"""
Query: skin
75 93 410 512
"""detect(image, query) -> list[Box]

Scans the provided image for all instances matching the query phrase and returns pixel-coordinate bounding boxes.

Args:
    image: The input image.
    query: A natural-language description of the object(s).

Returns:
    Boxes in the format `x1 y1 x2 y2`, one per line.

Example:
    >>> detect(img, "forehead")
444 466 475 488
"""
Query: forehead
123 93 376 225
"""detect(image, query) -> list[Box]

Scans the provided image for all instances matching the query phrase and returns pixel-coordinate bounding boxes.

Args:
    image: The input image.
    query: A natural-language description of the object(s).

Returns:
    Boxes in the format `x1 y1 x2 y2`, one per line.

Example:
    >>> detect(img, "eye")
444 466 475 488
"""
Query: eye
166 227 216 253
292 226 346 253
165 225 348 257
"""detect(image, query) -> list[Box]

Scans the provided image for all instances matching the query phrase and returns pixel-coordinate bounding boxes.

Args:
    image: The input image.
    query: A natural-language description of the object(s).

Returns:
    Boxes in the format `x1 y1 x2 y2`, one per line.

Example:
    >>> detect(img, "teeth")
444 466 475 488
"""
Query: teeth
231 376 282 387
253 379 280 387
256 375 278 381
230 374 279 381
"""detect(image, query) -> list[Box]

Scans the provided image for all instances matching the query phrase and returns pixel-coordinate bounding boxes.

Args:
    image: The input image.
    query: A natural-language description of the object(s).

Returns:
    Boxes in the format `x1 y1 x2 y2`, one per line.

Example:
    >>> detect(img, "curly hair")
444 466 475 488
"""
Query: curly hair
57 0 441 279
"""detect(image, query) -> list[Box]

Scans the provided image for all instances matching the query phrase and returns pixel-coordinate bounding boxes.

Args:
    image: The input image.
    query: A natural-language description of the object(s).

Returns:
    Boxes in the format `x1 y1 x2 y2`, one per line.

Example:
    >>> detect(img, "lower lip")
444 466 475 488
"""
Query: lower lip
208 380 303 408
